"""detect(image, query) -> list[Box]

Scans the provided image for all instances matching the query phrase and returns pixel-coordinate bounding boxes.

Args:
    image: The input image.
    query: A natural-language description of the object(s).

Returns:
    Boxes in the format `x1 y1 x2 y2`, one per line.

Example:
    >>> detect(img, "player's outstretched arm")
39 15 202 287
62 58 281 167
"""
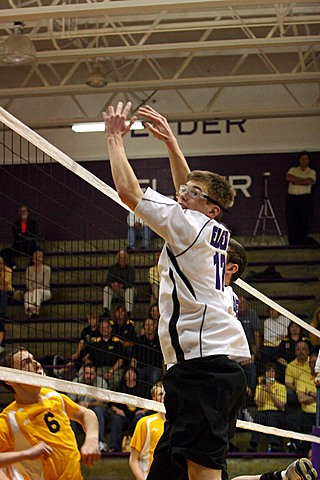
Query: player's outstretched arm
72 406 101 466
138 104 190 192
102 101 144 211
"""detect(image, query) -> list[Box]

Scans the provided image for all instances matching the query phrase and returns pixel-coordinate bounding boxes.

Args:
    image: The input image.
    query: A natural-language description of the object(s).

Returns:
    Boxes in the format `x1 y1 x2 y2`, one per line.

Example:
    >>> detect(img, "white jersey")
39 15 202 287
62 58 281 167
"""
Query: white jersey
135 188 250 366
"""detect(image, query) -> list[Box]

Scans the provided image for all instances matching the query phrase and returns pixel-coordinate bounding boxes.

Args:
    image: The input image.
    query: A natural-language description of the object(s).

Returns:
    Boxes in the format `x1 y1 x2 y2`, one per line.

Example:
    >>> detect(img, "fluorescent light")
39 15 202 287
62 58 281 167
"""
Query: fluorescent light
72 121 144 133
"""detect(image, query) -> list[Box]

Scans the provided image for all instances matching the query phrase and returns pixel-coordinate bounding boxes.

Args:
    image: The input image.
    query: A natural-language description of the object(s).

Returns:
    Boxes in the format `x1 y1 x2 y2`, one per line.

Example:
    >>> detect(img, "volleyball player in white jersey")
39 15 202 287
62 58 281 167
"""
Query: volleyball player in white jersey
102 102 316 480
103 101 250 480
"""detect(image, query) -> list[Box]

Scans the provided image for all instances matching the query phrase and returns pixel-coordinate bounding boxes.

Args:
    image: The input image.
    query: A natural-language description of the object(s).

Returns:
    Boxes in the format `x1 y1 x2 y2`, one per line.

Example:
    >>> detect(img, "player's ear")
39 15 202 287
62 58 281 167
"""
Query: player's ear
226 263 239 275
207 205 221 219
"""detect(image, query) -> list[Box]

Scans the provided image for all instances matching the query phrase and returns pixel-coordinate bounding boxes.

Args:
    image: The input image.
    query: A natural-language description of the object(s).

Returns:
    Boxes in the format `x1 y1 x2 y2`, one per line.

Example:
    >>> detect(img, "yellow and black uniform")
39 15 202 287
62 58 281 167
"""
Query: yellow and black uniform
130 413 165 478
0 388 82 480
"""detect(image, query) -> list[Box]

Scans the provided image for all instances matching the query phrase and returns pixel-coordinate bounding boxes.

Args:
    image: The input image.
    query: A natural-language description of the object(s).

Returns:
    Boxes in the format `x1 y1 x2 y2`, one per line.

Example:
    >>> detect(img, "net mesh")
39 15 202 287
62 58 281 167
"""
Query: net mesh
0 106 319 453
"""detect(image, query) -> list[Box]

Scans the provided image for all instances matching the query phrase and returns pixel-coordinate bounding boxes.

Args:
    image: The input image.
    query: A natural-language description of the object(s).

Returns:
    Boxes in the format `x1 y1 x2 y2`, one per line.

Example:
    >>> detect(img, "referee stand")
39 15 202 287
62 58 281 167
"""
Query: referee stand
251 172 285 245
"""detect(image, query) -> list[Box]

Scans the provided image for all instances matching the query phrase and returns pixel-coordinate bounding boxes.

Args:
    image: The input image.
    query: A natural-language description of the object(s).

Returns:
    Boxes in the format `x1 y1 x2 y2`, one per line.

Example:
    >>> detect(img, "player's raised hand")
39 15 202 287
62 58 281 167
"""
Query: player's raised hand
102 101 137 137
138 104 175 144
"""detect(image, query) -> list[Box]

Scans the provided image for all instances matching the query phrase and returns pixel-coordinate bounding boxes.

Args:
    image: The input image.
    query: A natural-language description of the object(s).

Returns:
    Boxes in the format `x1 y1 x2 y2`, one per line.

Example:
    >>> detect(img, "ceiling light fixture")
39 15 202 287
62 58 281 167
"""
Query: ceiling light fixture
85 63 107 88
0 22 36 65
72 121 144 133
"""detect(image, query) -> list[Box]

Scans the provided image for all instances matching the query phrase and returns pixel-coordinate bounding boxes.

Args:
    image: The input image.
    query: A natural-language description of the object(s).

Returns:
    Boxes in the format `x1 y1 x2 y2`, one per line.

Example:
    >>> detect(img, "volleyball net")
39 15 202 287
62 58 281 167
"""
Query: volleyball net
0 106 319 452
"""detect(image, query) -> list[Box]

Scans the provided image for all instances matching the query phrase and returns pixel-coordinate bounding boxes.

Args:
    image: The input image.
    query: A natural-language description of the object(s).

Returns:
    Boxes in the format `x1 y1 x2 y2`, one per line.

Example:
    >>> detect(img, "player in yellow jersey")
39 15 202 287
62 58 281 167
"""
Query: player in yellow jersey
129 382 165 480
0 347 100 480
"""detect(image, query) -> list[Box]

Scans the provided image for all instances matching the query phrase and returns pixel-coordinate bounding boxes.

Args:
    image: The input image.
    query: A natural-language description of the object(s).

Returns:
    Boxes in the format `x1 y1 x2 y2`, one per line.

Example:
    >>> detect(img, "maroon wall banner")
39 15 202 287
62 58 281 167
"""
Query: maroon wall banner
1 151 319 243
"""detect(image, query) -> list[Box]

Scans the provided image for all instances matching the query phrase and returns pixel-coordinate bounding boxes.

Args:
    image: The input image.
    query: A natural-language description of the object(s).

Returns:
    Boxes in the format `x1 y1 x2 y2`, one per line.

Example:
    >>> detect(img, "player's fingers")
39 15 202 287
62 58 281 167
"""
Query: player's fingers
115 101 124 115
122 101 132 117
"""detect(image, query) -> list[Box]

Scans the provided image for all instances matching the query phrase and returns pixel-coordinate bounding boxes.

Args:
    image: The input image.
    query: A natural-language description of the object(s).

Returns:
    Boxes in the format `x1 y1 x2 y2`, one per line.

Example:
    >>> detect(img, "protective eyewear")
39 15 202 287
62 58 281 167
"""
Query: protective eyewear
178 184 225 211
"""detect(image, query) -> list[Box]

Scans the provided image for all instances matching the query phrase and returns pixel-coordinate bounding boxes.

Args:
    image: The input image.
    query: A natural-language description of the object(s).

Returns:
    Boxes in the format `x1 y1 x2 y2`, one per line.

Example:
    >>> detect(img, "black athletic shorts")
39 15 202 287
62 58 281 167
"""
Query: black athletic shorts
156 354 246 471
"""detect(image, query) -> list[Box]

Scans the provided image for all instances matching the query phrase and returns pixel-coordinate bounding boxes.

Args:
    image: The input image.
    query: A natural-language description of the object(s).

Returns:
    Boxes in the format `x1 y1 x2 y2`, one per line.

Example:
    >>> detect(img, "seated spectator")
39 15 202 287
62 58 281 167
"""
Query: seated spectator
108 367 148 452
129 381 165 479
238 297 261 362
1 205 39 269
0 318 5 354
149 303 160 328
70 311 101 373
149 252 160 305
89 317 124 390
24 250 51 319
261 307 290 366
309 306 320 351
110 304 136 362
69 364 110 453
247 363 287 453
127 212 151 251
276 322 313 383
285 340 310 411
287 353 318 453
103 250 135 317
130 317 163 387
0 256 13 319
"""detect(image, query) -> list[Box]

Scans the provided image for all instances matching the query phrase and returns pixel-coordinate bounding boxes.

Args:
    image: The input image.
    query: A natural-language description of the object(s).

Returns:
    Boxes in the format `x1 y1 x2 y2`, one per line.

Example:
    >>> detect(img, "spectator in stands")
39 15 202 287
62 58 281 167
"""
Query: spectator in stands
70 311 101 373
69 364 110 453
238 296 261 361
286 151 317 246
108 367 148 452
103 250 135 318
24 250 51 319
110 303 136 362
276 322 313 383
149 303 160 328
127 211 151 251
131 317 163 386
261 307 290 366
285 340 310 410
149 252 160 305
0 256 13 319
0 319 5 354
89 317 124 390
247 362 287 453
309 306 320 352
287 353 318 453
129 381 165 479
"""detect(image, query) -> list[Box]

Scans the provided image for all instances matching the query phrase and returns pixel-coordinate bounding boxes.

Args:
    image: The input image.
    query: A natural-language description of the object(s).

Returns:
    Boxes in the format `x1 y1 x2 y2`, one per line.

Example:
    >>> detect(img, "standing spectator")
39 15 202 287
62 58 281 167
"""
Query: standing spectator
276 322 313 383
309 306 320 352
108 367 148 452
129 382 165 480
149 252 160 305
286 151 317 246
24 250 51 319
69 364 109 453
127 212 151 251
261 307 290 366
285 340 310 410
90 317 124 390
103 250 135 317
0 256 13 319
238 296 261 360
247 363 287 453
131 317 163 386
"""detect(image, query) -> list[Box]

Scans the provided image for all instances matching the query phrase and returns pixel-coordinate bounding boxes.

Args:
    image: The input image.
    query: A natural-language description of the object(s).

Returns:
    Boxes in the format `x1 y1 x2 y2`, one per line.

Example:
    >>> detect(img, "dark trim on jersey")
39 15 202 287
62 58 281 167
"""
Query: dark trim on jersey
168 267 185 362
175 217 212 258
199 304 207 357
166 247 196 299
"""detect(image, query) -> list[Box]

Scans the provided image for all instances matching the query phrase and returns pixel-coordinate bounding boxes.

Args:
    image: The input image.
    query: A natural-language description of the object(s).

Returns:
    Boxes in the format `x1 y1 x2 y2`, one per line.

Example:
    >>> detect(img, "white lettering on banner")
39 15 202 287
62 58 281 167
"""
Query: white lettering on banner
131 120 247 138
228 175 252 198
138 176 252 198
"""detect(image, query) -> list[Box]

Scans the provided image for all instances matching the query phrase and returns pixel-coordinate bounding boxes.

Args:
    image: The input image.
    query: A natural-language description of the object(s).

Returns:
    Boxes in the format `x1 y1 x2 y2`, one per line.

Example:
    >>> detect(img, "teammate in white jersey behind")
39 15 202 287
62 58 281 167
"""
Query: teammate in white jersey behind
102 102 316 480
